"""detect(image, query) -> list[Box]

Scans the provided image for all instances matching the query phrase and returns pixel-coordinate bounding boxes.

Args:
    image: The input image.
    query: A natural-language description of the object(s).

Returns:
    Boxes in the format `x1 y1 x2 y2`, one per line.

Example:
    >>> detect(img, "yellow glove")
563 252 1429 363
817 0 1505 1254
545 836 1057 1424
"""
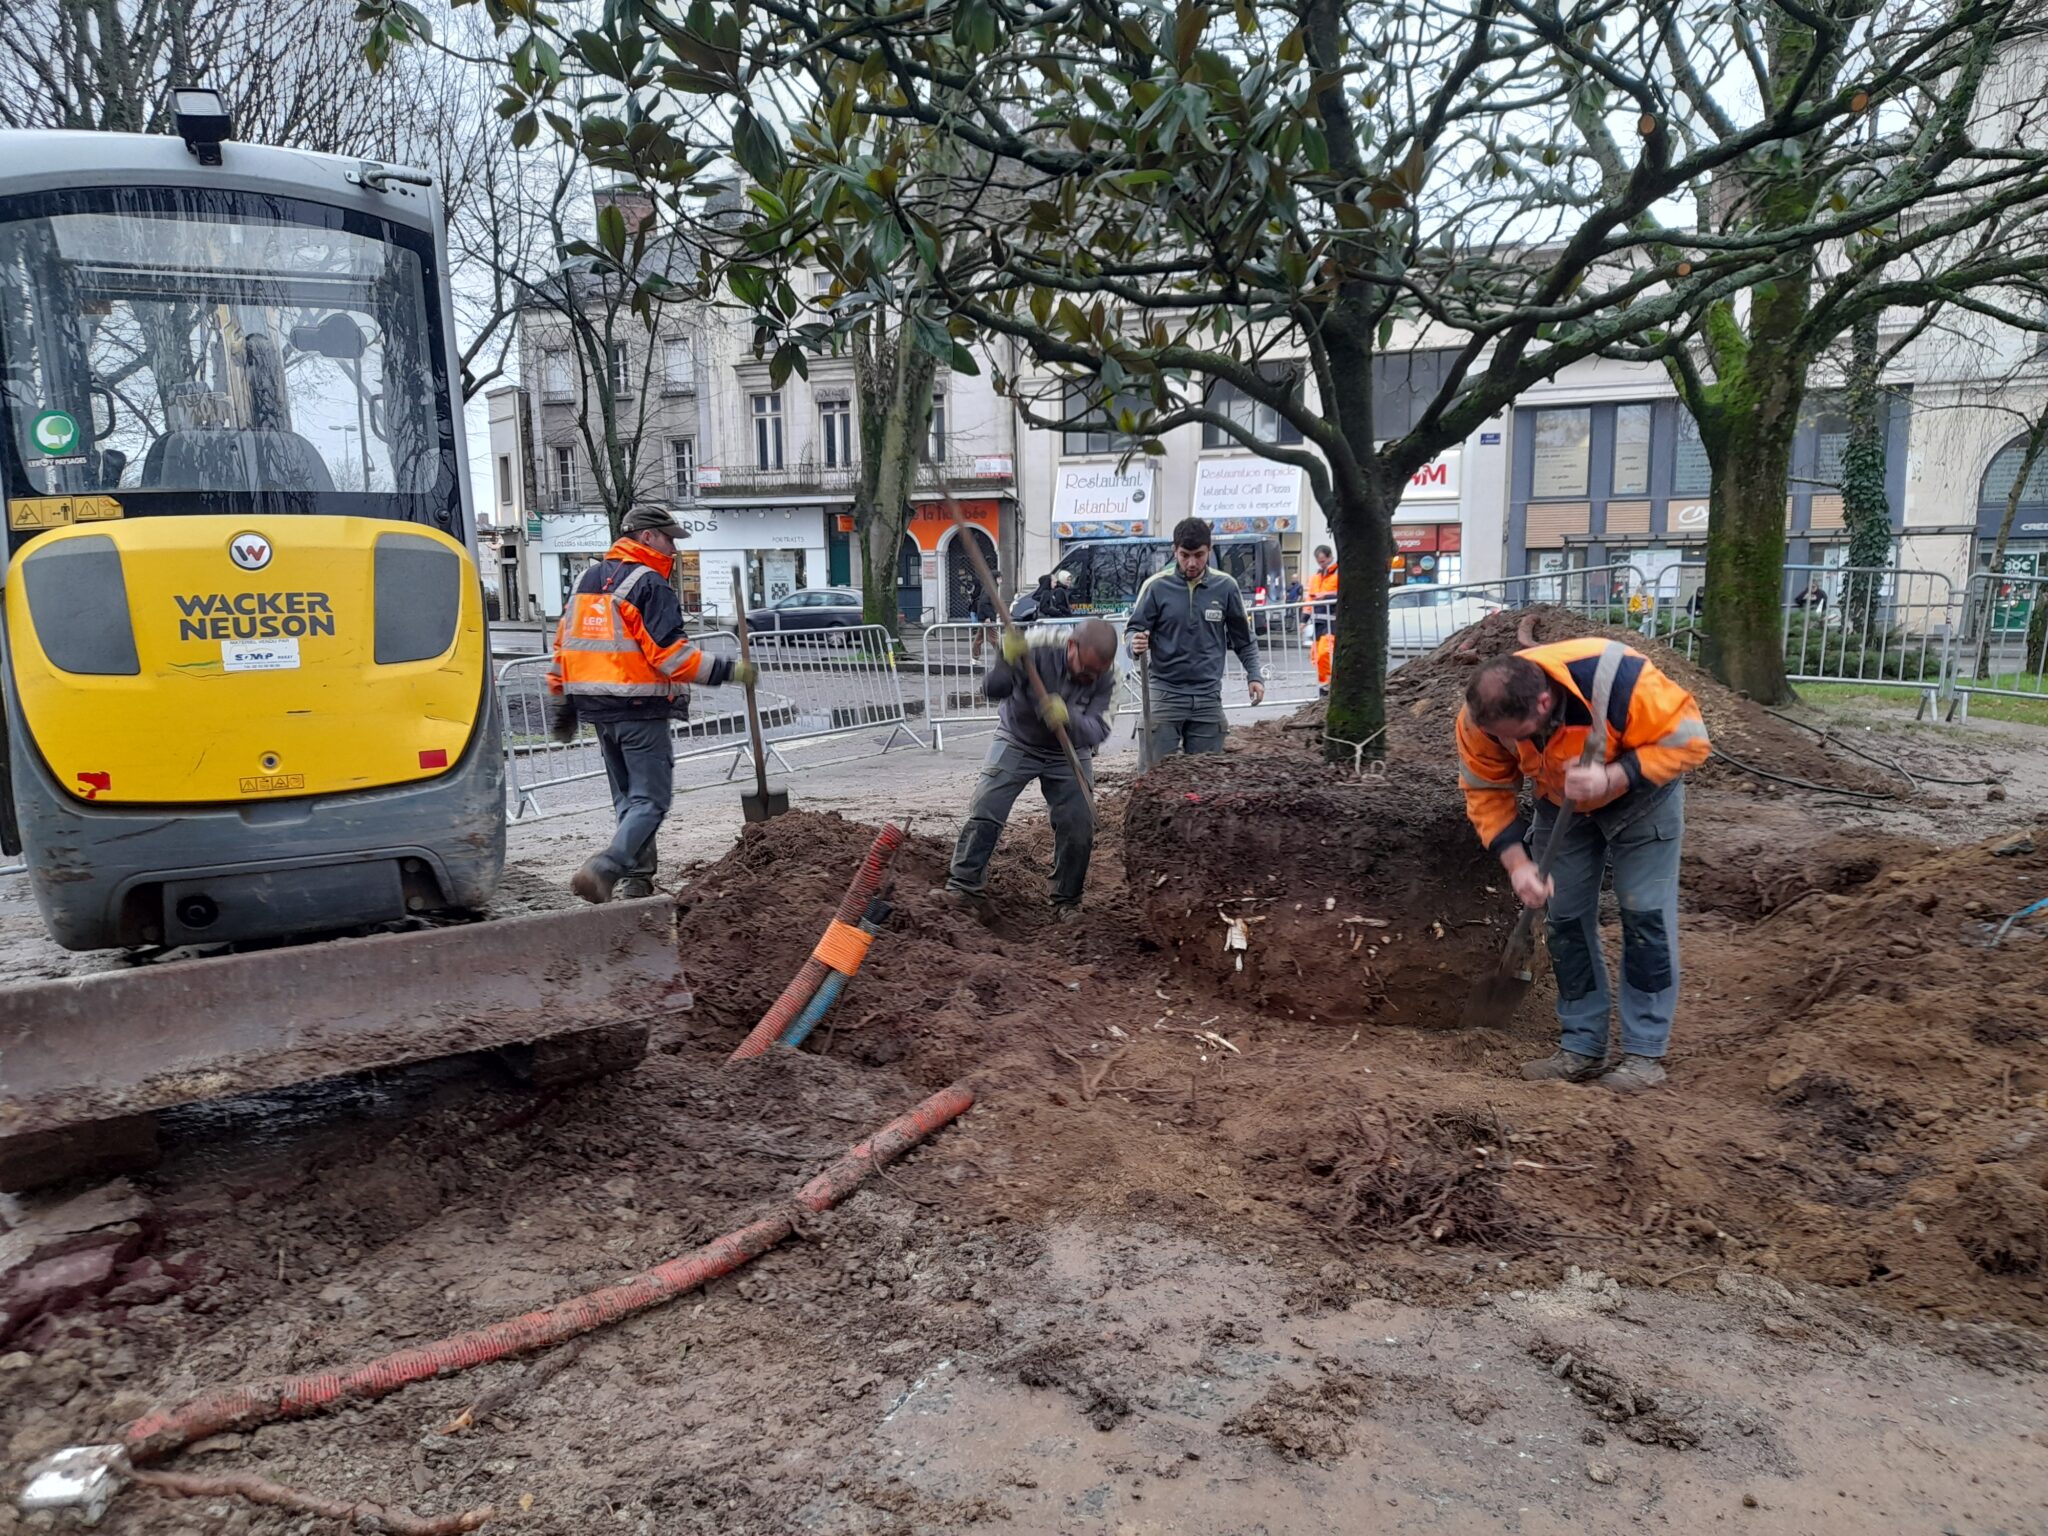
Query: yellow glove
729 658 760 689
1037 694 1070 732
1000 630 1029 664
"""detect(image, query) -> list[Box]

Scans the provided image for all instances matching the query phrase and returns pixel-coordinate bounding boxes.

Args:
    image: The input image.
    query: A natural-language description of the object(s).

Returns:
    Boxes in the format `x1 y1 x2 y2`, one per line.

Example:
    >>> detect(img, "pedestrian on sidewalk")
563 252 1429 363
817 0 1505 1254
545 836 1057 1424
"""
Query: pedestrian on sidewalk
548 508 757 903
1306 544 1339 694
1455 639 1711 1092
1126 516 1266 758
942 618 1118 919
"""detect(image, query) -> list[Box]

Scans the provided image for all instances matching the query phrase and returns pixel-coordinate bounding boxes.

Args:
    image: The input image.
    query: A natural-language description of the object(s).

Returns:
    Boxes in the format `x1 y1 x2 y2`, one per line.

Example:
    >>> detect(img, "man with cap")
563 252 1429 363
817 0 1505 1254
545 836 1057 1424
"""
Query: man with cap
547 507 756 902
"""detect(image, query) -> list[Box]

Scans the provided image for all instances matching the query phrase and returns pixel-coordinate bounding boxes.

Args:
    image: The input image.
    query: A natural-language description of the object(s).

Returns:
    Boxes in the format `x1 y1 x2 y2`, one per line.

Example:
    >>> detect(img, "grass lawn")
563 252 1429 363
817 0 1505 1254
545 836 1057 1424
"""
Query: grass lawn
1796 679 2048 728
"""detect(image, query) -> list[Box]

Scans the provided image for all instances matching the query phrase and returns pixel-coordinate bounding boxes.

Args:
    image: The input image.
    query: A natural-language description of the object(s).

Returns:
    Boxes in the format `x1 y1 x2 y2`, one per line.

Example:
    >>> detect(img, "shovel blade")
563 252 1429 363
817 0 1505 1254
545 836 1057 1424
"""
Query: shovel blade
742 788 791 823
1460 967 1532 1030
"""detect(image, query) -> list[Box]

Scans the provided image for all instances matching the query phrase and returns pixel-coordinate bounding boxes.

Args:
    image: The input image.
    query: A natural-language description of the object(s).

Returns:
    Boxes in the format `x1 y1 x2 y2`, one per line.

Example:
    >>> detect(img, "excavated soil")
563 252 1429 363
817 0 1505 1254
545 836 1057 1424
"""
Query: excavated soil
3 713 2046 1532
1289 604 1901 796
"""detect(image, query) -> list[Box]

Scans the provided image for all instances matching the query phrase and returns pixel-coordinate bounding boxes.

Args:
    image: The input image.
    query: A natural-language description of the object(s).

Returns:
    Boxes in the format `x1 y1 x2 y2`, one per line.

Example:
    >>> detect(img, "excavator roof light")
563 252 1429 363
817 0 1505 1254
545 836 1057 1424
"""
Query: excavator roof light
171 86 233 166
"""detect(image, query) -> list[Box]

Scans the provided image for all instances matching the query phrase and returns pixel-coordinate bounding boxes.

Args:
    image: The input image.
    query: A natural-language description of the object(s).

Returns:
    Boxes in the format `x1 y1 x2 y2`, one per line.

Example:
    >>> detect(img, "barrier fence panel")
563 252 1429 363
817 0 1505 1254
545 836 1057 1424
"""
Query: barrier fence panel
499 624 924 820
1779 564 1954 704
917 563 1656 748
1951 570 2048 718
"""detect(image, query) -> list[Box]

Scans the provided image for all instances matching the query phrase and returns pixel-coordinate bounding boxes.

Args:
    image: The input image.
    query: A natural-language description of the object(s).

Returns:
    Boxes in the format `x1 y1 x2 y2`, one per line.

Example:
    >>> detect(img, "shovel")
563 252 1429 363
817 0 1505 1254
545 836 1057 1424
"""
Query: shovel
730 571 789 823
1136 652 1156 773
1460 642 1624 1030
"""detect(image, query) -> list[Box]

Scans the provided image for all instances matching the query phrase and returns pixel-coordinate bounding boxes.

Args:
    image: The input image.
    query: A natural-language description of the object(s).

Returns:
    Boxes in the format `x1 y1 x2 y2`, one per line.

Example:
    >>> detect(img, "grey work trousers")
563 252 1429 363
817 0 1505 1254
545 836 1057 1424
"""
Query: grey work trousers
947 738 1096 908
1534 782 1685 1061
1144 693 1229 760
594 716 674 880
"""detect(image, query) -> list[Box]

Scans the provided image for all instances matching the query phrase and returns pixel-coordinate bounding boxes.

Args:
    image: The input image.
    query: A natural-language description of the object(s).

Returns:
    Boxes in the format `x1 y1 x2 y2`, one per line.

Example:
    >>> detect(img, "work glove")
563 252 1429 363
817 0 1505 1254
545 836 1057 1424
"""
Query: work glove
1037 694 1070 732
729 659 760 689
1000 630 1029 665
547 694 579 744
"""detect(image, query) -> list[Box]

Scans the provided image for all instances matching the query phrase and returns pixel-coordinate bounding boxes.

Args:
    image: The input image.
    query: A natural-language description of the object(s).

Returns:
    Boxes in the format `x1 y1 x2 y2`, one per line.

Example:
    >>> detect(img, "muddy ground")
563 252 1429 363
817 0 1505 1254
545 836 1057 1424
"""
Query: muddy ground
4 664 2048 1534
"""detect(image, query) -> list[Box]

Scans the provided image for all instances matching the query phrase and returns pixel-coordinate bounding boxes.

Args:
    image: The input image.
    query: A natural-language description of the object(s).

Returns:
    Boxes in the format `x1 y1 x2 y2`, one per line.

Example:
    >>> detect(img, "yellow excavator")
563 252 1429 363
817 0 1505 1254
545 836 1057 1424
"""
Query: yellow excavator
0 93 686 1189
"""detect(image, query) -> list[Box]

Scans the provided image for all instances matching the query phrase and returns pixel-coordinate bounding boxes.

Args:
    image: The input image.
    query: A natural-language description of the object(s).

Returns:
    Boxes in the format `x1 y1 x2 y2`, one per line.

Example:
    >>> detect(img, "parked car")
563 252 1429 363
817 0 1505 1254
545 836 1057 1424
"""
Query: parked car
1385 585 1506 651
744 587 865 643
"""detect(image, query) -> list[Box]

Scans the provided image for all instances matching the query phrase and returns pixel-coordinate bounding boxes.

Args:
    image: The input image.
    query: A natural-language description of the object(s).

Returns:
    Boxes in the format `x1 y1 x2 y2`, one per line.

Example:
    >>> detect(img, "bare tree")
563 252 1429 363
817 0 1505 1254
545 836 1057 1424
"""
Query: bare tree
0 0 413 149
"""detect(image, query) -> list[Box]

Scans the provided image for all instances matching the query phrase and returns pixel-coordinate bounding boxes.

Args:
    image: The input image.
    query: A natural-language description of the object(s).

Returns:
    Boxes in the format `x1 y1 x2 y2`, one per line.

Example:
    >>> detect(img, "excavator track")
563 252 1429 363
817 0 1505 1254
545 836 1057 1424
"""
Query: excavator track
0 898 687 1190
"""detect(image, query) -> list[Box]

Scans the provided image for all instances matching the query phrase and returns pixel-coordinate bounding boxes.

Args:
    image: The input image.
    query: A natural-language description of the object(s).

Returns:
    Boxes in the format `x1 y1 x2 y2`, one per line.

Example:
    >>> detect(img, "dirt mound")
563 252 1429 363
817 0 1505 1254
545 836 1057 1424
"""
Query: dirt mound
1271 605 1895 795
655 791 2048 1329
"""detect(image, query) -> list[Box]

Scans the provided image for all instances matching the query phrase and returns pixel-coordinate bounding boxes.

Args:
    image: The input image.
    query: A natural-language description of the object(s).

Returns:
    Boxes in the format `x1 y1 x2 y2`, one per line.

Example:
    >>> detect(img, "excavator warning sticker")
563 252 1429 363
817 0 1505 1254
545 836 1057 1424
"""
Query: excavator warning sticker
8 495 123 530
239 773 306 794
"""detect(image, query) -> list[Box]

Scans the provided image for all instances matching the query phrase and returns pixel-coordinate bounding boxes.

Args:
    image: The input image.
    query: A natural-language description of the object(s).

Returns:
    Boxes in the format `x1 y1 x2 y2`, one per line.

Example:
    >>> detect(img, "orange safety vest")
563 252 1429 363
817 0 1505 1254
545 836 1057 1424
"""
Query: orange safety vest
1455 638 1711 853
548 538 715 704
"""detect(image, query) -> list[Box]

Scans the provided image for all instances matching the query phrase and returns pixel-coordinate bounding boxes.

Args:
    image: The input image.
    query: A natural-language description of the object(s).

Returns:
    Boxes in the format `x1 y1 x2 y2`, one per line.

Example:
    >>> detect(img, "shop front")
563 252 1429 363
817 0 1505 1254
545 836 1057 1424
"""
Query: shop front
905 497 1004 622
674 505 829 620
1391 521 1465 586
535 511 613 618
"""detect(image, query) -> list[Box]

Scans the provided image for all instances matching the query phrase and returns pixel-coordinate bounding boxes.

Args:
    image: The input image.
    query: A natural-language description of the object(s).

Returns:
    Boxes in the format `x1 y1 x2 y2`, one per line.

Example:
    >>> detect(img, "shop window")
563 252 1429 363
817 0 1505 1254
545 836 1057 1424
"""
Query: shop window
1612 403 1652 495
1531 409 1591 497
1672 409 1712 495
673 550 702 614
746 548 807 606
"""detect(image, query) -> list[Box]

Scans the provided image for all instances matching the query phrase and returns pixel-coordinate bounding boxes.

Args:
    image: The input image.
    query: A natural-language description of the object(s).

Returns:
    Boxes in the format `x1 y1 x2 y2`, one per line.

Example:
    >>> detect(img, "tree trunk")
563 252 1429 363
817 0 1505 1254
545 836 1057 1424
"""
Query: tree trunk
1840 315 1891 639
851 321 937 639
1315 312 1392 761
1700 400 1800 703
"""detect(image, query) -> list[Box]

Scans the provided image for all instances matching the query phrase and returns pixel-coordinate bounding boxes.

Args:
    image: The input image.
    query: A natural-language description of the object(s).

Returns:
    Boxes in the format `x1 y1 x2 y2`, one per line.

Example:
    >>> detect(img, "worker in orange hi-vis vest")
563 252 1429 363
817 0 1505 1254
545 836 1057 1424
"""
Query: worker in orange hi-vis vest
1305 545 1338 692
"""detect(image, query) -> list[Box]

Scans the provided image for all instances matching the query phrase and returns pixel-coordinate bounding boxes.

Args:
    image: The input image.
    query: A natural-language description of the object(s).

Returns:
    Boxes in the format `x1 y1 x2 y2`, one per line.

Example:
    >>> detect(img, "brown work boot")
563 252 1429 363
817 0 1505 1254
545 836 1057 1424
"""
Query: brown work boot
570 857 619 905
1520 1048 1605 1083
1052 903 1084 924
615 877 657 900
1596 1055 1668 1094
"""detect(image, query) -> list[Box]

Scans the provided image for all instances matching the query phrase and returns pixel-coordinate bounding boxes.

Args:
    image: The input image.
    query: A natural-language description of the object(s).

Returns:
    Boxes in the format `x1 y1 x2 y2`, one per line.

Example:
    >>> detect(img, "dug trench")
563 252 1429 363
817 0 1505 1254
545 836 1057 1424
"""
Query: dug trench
4 666 2047 1530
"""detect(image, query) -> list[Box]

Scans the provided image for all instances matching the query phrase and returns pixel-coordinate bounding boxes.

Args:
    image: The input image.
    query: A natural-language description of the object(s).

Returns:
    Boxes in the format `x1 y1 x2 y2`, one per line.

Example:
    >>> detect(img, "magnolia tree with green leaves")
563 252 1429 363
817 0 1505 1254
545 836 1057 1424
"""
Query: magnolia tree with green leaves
383 0 2048 743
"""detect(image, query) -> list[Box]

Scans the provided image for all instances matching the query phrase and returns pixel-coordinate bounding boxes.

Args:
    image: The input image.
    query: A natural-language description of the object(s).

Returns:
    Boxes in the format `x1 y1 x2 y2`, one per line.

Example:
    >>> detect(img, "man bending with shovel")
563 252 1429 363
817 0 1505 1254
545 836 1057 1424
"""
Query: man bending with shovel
943 619 1119 920
1456 638 1711 1092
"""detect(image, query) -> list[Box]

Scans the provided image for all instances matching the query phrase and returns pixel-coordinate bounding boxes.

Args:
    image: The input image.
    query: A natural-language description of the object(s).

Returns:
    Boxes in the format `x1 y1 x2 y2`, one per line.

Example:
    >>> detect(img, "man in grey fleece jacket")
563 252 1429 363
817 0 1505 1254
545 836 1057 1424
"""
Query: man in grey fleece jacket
1126 516 1266 758
943 618 1118 917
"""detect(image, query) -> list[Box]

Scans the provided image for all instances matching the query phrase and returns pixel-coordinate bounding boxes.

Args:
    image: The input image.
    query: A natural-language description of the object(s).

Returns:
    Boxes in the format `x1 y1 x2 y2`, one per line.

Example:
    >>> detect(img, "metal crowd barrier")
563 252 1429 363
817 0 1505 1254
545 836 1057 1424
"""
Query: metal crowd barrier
918 609 1322 749
1649 562 1957 707
917 562 1658 748
498 624 925 820
1950 569 2048 719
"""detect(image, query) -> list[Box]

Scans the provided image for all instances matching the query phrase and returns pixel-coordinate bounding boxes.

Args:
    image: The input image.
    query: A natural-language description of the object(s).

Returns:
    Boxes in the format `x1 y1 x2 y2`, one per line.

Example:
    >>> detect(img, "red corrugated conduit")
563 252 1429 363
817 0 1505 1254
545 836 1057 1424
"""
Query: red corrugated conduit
727 821 904 1061
120 1081 972 1463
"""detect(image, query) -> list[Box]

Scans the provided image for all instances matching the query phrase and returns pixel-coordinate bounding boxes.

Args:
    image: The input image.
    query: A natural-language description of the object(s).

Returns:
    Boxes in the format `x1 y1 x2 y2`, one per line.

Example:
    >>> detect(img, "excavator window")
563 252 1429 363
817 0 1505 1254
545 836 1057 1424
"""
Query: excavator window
0 185 460 549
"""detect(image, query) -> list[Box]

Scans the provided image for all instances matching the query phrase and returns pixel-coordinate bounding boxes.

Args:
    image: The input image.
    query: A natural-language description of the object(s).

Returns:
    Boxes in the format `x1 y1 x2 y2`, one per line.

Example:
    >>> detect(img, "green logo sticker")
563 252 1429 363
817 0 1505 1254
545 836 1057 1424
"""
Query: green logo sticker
30 411 79 456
